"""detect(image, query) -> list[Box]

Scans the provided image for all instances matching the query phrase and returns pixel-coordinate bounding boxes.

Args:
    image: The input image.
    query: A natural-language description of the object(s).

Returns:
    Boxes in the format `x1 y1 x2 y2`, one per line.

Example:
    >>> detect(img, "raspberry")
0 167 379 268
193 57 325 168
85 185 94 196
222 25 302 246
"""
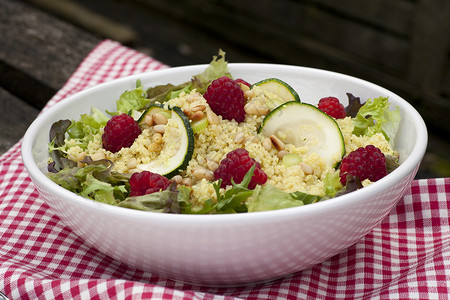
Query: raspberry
129 171 171 197
204 76 246 122
234 78 251 87
214 148 267 189
318 97 347 119
339 145 387 185
102 113 142 153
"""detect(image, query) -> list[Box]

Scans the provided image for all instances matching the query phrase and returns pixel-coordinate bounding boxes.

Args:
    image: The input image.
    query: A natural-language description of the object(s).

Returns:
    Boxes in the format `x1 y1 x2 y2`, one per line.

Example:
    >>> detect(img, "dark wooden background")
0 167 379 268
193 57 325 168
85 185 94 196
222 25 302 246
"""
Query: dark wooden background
1 0 449 179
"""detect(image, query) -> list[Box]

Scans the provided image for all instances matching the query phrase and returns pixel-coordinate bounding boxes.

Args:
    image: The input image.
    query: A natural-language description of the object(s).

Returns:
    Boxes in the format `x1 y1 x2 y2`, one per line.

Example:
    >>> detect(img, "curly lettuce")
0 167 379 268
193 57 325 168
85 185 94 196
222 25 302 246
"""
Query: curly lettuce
116 79 150 113
352 96 400 145
145 49 231 106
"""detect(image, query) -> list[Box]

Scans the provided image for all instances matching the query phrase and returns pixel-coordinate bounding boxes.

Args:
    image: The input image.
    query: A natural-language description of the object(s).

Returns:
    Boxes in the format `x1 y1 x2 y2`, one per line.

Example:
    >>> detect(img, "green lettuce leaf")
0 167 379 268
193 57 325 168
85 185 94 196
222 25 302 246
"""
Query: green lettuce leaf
60 106 109 151
248 185 306 212
47 158 130 204
191 49 231 93
323 171 343 198
116 80 150 113
214 164 255 214
47 167 82 192
183 165 255 214
118 183 184 213
352 96 400 144
145 49 231 107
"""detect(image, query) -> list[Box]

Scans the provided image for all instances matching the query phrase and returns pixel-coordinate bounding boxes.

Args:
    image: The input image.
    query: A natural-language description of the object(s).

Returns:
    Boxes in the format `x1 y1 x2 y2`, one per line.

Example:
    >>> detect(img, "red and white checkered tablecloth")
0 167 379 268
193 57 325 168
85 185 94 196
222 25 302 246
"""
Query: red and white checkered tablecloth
1 40 450 299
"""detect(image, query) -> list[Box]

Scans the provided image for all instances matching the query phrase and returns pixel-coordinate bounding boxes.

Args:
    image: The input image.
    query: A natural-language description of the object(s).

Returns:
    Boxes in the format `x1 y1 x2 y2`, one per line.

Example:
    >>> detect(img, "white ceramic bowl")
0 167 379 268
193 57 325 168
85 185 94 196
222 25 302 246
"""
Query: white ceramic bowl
22 64 427 286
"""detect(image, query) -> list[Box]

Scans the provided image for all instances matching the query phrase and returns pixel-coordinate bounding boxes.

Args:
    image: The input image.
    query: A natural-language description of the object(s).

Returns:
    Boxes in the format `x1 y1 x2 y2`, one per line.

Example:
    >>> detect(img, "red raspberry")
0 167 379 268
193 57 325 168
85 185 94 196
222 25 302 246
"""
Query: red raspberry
339 145 387 185
214 148 267 189
204 76 246 122
318 97 347 119
129 171 171 197
102 113 142 153
234 78 251 87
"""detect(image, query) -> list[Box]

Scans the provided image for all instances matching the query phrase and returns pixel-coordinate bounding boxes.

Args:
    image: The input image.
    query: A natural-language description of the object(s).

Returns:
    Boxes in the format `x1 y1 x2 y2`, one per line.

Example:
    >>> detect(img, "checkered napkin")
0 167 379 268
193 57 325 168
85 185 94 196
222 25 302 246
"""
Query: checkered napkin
1 40 449 300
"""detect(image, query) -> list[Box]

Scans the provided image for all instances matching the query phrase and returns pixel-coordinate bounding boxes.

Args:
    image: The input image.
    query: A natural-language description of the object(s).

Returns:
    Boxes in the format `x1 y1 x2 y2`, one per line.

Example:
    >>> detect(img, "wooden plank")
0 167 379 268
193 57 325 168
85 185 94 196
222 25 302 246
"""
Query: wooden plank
0 0 100 109
305 0 414 35
226 0 414 35
135 0 409 71
0 87 40 154
27 0 139 44
406 0 450 94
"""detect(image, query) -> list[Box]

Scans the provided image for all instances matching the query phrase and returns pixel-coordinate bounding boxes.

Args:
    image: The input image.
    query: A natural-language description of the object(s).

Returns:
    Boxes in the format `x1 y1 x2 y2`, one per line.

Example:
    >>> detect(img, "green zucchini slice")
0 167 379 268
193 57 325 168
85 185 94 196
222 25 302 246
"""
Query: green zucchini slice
137 105 194 178
259 101 345 168
251 78 301 111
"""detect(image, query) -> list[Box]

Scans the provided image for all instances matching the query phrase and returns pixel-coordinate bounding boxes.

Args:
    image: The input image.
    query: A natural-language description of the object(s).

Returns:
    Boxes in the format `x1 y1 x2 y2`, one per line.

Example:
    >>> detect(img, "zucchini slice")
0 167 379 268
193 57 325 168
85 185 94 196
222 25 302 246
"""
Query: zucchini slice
137 105 194 178
259 101 345 168
252 78 301 110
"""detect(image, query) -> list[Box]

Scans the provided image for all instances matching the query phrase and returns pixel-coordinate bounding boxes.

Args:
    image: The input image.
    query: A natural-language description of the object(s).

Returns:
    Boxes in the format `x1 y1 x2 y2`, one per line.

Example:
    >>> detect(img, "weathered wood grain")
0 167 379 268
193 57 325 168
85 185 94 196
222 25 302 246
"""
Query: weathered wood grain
0 0 100 109
0 87 39 154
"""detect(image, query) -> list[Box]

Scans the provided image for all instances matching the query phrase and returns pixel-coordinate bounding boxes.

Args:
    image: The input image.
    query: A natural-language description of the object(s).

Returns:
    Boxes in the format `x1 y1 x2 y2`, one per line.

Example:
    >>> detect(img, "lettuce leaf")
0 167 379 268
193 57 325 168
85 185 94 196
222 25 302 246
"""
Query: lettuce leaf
345 93 363 118
323 171 343 198
62 106 109 151
182 165 255 214
118 183 184 213
352 96 400 144
47 158 130 204
191 49 231 93
145 49 231 106
247 185 306 212
116 79 150 113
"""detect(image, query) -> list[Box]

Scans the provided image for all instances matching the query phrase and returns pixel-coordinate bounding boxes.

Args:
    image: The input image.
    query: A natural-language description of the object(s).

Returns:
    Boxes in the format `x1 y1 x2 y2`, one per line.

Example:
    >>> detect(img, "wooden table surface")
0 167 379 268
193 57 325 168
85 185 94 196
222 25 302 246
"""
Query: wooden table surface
1 0 449 179
0 0 100 154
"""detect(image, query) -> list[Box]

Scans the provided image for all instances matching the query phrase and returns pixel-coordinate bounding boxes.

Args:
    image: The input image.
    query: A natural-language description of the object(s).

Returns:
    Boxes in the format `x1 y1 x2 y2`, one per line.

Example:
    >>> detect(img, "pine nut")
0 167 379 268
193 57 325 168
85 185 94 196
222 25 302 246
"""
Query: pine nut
190 111 205 121
181 178 193 186
91 152 106 161
244 102 270 116
234 132 245 144
183 108 192 118
153 124 165 134
300 162 314 175
153 113 168 125
192 167 215 181
270 135 285 151
245 135 259 144
239 83 250 92
186 95 201 103
244 90 255 100
191 104 206 112
277 150 289 159
152 133 163 144
127 158 138 169
148 143 161 152
144 114 154 126
206 111 220 125
172 175 183 184
207 160 219 171
262 137 272 151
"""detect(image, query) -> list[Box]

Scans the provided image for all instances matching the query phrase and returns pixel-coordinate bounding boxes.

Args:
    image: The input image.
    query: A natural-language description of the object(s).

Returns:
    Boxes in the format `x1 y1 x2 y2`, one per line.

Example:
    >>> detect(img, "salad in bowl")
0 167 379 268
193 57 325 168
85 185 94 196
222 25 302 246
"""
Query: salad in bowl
47 51 401 214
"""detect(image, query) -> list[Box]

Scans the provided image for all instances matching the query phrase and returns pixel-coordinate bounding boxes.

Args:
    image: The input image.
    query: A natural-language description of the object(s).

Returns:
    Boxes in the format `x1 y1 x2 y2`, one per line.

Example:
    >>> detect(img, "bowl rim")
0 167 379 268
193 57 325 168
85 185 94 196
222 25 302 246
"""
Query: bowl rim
21 63 428 223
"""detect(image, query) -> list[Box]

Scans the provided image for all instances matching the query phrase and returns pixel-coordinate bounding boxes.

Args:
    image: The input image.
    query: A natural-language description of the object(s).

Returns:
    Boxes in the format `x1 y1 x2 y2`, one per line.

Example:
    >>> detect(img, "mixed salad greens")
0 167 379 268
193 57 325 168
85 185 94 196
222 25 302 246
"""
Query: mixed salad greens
47 50 401 214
